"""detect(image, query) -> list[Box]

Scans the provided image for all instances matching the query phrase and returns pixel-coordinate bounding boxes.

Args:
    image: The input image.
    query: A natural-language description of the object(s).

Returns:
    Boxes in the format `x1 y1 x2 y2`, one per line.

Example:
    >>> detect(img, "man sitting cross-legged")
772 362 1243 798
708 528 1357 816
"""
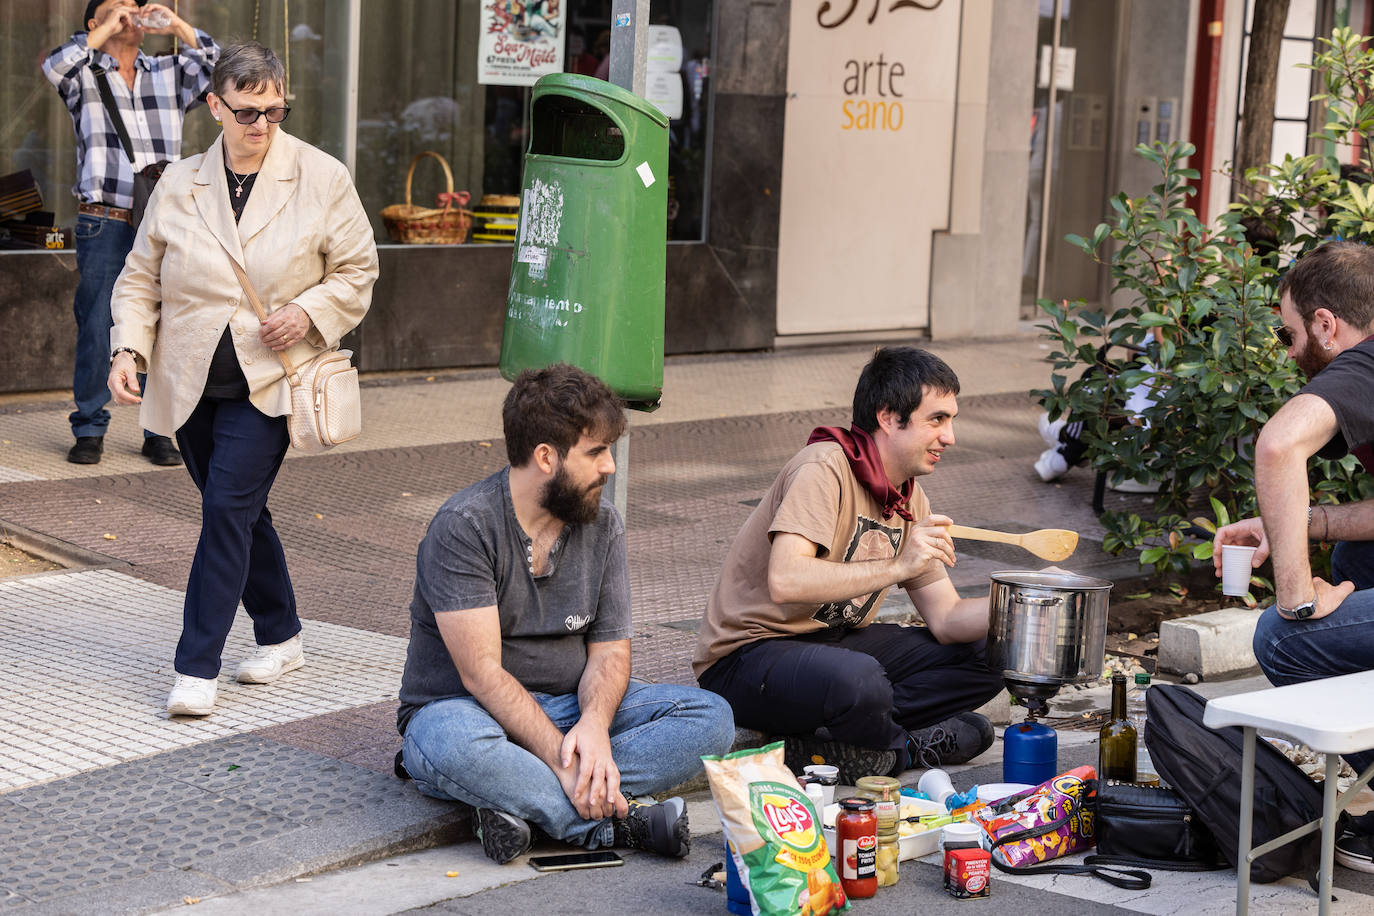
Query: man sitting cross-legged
694 346 1005 784
398 363 735 864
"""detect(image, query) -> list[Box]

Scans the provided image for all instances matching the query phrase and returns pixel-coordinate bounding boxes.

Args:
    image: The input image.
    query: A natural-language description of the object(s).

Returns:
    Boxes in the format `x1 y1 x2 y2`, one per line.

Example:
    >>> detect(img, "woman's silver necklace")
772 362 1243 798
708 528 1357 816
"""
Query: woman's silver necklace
228 168 252 198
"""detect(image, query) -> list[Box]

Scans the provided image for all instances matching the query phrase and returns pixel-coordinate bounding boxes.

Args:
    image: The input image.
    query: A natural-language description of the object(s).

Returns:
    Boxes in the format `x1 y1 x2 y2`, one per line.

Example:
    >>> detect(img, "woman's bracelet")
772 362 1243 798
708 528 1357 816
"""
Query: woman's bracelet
110 347 139 366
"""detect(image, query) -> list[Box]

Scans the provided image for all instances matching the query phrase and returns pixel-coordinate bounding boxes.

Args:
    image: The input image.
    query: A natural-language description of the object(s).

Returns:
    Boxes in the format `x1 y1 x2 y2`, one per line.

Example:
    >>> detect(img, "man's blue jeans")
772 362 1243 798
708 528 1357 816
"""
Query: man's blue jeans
1253 540 1374 772
402 680 734 847
71 213 152 440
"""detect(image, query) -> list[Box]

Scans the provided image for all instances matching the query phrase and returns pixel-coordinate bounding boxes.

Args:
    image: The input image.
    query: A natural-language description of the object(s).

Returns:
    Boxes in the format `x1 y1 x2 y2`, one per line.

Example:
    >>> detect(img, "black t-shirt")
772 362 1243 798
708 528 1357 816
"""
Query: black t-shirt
1301 337 1374 471
201 165 257 399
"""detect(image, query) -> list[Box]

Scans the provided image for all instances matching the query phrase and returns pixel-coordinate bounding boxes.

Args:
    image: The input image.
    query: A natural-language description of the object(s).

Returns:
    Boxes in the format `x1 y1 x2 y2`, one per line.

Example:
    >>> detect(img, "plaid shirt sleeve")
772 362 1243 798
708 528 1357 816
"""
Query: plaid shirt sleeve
173 30 219 112
40 33 97 113
40 30 221 210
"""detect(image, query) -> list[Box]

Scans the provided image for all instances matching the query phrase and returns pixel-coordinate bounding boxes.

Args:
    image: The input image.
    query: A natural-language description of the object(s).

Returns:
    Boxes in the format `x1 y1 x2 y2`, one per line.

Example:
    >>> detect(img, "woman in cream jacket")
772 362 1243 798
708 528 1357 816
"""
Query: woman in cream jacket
108 42 378 716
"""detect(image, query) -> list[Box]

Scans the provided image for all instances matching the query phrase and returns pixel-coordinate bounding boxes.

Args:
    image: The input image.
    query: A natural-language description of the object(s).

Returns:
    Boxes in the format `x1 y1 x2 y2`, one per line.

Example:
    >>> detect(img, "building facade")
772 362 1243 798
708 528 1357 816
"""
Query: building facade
0 0 1355 394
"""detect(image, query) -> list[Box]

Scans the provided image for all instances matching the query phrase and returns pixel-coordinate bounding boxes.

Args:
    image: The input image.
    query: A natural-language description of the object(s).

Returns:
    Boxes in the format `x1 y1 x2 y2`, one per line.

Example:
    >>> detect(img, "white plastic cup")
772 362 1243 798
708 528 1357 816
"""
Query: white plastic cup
1221 544 1258 596
917 767 955 804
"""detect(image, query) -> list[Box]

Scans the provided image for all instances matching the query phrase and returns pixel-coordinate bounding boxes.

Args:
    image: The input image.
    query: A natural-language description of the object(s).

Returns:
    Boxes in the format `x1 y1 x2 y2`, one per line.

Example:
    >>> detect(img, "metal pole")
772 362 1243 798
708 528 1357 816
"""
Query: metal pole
609 0 650 96
1236 726 1255 916
1034 0 1063 304
605 0 649 520
1318 753 1338 915
342 0 360 176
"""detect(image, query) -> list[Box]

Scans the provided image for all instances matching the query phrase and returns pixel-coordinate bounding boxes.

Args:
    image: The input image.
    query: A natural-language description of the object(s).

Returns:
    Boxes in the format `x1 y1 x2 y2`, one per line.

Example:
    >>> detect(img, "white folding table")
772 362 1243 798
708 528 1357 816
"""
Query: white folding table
1203 670 1374 915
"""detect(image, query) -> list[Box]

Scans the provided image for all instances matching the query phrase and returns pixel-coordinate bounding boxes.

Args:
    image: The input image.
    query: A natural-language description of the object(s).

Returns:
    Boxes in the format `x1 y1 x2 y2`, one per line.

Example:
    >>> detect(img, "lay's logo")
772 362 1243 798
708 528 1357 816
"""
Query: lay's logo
750 783 821 852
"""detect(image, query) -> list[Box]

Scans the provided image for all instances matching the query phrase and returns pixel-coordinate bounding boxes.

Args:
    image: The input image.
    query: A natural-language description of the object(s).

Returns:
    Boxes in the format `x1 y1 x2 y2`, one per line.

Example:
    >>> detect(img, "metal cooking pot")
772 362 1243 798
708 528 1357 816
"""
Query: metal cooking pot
988 570 1112 702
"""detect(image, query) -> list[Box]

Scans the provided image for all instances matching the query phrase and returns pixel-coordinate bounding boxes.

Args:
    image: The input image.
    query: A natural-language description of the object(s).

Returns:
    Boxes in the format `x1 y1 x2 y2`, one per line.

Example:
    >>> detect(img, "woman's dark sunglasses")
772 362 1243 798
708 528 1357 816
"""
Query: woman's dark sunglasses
1274 325 1295 347
222 103 291 125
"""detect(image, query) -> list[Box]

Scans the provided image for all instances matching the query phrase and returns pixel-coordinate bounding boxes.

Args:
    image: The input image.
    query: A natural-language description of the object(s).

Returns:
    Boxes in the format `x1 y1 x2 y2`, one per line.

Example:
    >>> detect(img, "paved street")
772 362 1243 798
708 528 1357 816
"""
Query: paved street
1 335 1371 913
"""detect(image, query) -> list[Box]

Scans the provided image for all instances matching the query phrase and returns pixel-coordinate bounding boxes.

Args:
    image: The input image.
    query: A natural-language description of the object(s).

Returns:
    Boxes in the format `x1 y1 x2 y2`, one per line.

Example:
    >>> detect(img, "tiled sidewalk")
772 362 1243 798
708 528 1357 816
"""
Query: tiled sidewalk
0 569 407 793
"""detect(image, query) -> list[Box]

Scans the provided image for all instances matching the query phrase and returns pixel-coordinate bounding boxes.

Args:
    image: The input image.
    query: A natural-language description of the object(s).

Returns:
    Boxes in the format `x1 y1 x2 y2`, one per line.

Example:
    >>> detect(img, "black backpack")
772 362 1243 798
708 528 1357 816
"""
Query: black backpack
1144 684 1342 884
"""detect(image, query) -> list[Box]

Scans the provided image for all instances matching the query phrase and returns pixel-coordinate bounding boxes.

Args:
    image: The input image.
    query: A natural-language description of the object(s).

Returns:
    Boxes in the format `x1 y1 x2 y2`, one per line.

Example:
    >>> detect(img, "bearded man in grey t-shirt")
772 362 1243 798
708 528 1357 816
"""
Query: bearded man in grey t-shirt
397 363 734 865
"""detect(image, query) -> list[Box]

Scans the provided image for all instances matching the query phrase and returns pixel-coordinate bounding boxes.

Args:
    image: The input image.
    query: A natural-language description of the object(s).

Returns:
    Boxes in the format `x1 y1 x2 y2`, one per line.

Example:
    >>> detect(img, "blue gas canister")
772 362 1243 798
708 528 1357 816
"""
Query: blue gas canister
1003 720 1058 785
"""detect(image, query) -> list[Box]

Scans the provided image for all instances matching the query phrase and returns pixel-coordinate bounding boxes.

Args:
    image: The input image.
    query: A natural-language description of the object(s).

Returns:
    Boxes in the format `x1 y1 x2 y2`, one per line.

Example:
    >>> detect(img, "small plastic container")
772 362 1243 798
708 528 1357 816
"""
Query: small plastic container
940 821 984 889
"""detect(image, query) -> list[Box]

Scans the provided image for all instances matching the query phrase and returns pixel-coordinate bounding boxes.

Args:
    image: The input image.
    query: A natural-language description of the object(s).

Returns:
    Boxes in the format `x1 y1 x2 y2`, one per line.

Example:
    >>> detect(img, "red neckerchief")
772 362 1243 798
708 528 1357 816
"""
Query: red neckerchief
807 425 915 521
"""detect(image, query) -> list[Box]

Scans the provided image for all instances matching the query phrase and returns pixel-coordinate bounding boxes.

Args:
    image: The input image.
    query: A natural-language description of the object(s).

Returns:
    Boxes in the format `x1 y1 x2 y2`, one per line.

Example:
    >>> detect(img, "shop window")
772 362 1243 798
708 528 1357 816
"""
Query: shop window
357 0 713 244
1 0 346 240
1 0 712 247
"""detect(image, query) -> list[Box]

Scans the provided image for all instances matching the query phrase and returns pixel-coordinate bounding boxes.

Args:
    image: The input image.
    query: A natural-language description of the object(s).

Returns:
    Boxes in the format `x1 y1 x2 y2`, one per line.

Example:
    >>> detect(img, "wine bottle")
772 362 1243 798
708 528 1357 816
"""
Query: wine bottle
1098 673 1137 782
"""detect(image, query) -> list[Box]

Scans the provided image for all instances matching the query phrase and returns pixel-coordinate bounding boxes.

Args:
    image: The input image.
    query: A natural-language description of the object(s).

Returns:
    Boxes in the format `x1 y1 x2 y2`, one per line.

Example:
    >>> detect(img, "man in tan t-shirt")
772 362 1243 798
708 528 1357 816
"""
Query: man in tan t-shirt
694 346 1003 782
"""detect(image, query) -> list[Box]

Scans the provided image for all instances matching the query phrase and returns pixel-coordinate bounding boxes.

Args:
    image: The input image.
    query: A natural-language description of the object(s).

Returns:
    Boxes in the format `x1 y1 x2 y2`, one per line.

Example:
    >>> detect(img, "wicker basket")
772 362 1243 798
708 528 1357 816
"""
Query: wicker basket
380 151 473 244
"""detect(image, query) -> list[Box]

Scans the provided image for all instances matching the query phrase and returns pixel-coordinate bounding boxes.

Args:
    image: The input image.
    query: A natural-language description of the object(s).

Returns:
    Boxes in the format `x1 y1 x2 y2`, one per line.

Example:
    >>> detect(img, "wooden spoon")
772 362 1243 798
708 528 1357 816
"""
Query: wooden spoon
947 524 1079 562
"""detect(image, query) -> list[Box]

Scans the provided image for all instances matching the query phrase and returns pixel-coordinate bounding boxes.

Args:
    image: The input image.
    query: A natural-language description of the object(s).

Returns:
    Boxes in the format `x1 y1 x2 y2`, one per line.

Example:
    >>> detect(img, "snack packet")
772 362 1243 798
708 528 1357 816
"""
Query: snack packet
971 764 1096 868
702 742 849 916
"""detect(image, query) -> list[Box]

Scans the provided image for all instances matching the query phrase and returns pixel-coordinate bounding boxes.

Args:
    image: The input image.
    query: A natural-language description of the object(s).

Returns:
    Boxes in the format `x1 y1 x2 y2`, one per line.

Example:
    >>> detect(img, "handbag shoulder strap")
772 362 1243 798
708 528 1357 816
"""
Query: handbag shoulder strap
1084 853 1225 873
990 851 1154 890
89 64 136 165
221 243 299 381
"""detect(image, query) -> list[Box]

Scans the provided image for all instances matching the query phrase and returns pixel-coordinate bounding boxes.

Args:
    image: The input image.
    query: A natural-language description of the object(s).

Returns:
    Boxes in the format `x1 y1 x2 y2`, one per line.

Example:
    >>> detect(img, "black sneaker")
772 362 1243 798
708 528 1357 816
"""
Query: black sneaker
142 435 183 466
782 737 899 785
906 712 995 768
67 435 103 464
612 796 690 858
1336 830 1374 873
474 807 532 864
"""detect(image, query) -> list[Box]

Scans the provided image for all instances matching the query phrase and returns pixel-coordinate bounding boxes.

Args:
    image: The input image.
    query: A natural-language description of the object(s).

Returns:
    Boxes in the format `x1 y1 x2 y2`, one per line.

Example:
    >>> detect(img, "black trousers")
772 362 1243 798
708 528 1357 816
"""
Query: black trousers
698 623 1005 753
173 396 299 678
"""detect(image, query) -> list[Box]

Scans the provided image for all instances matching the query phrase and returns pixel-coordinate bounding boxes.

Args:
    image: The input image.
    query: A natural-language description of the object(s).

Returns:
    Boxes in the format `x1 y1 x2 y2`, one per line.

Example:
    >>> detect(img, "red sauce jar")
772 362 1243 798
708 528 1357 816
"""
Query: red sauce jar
835 796 878 899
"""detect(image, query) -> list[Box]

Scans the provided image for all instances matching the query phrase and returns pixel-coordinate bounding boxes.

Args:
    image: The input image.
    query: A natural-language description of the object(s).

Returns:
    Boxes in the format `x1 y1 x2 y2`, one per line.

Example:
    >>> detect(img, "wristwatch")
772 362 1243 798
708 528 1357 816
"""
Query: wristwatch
1276 599 1317 620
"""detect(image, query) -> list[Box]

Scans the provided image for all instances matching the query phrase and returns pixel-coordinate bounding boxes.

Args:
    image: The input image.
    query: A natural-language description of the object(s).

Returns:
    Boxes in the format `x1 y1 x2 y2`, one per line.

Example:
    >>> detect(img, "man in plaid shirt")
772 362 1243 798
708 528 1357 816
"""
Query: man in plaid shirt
42 0 219 466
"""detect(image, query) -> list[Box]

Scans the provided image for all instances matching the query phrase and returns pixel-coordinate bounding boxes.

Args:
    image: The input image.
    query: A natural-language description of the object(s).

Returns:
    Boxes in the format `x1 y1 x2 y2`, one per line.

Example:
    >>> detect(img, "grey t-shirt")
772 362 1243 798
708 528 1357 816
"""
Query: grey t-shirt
396 468 633 734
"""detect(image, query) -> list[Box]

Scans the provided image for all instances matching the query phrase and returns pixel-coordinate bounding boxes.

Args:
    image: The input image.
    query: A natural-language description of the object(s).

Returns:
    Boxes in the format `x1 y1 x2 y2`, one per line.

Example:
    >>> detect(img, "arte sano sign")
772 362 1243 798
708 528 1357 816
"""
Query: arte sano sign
777 0 959 335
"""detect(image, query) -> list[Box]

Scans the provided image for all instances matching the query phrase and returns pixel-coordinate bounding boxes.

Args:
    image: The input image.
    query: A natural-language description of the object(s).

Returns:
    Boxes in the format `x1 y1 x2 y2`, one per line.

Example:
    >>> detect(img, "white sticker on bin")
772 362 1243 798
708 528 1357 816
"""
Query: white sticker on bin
636 162 655 188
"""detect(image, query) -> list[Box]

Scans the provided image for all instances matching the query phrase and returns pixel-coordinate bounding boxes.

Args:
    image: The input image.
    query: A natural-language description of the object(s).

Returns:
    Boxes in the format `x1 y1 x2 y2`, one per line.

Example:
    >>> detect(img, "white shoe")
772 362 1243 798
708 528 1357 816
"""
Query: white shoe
1038 413 1066 447
235 633 305 684
1034 447 1070 482
167 674 217 716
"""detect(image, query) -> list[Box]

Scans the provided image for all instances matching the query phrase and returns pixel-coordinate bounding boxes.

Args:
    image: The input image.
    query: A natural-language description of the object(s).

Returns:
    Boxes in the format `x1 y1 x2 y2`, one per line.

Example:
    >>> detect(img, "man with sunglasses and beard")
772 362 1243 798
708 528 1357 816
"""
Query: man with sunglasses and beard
397 364 734 866
1214 240 1374 874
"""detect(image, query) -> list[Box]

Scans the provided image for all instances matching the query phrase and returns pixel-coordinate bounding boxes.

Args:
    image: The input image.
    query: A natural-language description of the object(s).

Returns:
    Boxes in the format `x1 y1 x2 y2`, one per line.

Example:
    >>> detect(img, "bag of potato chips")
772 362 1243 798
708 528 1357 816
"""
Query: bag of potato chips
702 742 849 916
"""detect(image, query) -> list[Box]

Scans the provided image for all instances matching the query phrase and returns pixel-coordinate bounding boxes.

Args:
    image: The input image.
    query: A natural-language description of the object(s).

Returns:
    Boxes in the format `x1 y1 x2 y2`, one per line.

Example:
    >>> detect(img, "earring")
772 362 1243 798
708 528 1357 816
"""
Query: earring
1324 340 1333 350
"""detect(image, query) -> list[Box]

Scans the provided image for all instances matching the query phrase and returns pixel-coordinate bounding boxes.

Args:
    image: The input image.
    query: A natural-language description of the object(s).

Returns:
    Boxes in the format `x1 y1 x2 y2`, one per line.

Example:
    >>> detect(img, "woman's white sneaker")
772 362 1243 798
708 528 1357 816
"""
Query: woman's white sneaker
235 634 305 684
167 674 217 716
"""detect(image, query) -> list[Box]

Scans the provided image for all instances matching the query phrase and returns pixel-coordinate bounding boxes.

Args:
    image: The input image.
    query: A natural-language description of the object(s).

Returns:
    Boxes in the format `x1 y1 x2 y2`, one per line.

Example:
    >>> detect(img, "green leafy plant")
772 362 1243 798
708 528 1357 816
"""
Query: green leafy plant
1035 27 1374 588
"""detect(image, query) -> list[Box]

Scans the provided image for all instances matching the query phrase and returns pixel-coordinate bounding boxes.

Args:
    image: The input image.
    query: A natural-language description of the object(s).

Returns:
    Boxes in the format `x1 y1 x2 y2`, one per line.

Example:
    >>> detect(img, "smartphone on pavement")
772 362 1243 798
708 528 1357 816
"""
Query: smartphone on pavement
528 851 625 871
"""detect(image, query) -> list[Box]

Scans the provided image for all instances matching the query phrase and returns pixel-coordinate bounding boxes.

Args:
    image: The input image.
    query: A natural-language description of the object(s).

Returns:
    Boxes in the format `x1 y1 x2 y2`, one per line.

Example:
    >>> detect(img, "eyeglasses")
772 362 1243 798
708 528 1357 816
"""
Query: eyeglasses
220 102 291 125
1274 325 1295 347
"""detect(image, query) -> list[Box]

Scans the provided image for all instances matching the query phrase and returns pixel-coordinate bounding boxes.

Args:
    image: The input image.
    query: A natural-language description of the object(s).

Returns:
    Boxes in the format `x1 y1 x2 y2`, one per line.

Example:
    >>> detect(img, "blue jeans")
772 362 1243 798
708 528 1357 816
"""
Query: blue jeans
1253 540 1374 772
174 397 298 678
71 213 153 439
402 680 735 847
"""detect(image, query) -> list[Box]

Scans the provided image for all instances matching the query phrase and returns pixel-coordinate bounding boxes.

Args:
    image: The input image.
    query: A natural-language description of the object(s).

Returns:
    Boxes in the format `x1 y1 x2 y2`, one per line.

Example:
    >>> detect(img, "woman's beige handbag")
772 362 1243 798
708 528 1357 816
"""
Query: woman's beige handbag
224 249 362 453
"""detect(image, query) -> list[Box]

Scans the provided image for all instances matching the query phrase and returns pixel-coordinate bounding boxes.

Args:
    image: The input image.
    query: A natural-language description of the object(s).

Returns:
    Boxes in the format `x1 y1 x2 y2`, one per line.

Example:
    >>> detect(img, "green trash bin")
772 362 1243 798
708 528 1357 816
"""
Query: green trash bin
499 73 668 410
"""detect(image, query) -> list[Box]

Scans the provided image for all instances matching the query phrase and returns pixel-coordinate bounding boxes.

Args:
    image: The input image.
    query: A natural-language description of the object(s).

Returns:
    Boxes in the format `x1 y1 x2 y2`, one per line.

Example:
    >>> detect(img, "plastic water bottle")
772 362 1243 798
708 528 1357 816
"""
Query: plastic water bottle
1128 672 1160 785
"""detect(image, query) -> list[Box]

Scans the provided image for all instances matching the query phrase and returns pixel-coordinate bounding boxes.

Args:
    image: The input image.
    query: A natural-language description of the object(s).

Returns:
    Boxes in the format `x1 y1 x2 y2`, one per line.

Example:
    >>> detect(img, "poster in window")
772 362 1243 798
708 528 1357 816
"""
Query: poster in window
479 1 566 86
